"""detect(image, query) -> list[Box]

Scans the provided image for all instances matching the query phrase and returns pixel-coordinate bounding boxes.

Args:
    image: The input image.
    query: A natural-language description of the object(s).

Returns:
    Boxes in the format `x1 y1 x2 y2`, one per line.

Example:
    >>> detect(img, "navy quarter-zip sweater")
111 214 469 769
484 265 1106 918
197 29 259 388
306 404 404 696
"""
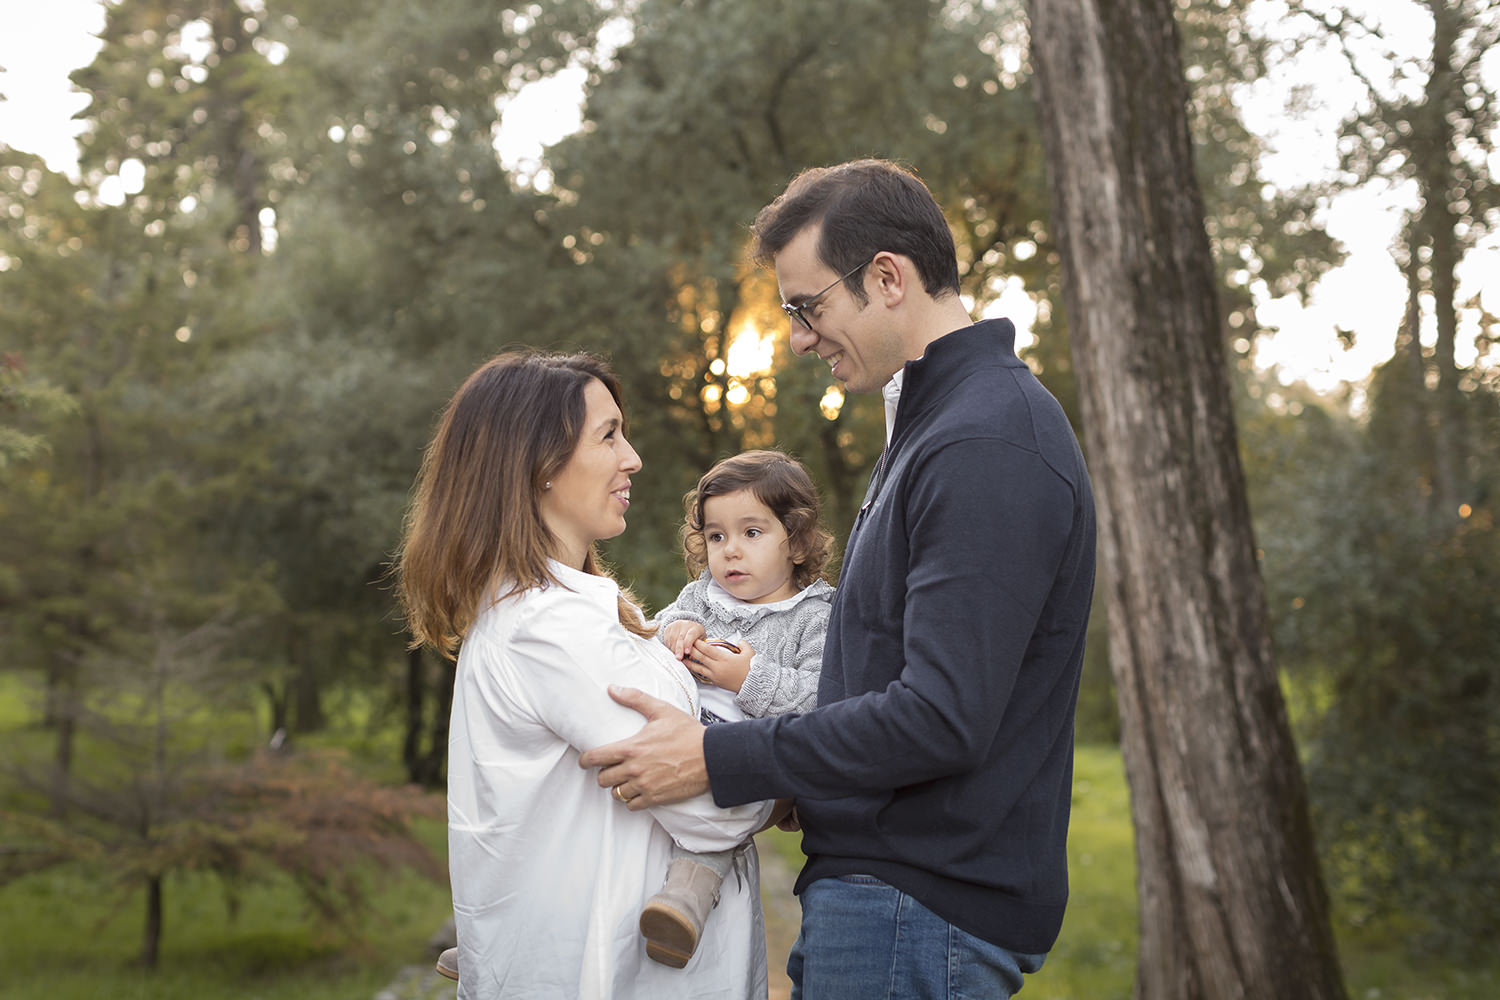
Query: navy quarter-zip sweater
704 318 1096 954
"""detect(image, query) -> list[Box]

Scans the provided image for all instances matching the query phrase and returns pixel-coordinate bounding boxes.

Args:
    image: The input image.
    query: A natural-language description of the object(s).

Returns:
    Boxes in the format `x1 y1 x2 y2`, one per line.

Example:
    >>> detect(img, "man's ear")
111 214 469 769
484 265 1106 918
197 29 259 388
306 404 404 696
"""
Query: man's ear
870 251 908 308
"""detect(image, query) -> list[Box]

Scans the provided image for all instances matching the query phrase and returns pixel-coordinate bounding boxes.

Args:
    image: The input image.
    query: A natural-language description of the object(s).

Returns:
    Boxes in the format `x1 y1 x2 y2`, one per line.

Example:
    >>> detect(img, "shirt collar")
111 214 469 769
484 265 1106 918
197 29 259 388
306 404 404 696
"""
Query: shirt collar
544 558 621 608
881 369 904 444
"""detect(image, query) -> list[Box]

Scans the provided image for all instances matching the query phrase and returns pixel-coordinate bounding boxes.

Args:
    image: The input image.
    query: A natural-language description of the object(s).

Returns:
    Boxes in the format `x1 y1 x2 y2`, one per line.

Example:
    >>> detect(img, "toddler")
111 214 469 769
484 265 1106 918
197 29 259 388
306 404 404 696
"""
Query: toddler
640 449 835 968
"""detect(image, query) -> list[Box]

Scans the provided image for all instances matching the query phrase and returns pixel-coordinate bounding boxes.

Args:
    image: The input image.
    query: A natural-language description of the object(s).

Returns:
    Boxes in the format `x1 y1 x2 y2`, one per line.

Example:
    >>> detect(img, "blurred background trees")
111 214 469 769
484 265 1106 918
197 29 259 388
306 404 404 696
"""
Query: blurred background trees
2 0 1497 974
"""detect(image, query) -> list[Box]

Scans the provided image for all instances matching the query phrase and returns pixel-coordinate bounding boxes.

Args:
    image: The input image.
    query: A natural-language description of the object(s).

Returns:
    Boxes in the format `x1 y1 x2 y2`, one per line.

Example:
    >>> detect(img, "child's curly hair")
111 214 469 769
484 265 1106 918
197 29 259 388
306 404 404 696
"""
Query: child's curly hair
681 450 835 591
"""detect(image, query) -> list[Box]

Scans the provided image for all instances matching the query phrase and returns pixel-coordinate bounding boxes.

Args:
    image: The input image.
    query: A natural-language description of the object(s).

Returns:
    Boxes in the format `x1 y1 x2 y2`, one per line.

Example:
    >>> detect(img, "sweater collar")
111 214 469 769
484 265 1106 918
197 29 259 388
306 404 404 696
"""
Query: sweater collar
893 317 1018 436
702 573 835 622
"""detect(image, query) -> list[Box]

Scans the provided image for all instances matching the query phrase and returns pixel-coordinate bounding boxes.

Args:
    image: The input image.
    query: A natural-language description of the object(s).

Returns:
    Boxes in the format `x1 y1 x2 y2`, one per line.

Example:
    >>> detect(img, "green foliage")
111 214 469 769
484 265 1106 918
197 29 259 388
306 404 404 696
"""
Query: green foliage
1243 361 1500 960
1303 510 1500 958
0 355 78 470
2 748 443 896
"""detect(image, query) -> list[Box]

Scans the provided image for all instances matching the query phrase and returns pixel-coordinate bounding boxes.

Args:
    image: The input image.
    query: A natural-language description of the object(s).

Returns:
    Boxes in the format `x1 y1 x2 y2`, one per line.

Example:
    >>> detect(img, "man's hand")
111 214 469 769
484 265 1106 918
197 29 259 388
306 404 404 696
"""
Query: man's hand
578 686 709 809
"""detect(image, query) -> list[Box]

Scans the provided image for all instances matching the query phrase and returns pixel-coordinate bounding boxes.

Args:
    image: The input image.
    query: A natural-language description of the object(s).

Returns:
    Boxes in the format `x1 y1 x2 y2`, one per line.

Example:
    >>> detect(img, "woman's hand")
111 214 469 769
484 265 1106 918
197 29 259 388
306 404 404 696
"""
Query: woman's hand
661 619 707 660
687 638 755 693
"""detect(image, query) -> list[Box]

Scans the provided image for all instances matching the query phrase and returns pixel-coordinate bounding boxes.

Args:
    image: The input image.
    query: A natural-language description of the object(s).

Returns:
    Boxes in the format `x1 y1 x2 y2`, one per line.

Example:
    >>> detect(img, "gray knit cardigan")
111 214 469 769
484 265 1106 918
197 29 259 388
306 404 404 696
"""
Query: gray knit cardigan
653 573 834 718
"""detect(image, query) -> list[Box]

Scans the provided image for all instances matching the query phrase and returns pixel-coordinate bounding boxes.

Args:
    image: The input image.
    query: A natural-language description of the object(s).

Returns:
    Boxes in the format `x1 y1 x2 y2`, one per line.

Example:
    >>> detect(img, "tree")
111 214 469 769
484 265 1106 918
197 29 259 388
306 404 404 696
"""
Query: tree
1282 0 1500 519
1026 0 1347 996
1240 333 1500 960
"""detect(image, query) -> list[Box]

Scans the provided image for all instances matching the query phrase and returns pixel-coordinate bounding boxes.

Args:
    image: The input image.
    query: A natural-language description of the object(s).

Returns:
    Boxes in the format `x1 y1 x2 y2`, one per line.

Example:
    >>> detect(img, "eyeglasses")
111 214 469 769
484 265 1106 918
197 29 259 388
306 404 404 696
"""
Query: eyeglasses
781 260 868 332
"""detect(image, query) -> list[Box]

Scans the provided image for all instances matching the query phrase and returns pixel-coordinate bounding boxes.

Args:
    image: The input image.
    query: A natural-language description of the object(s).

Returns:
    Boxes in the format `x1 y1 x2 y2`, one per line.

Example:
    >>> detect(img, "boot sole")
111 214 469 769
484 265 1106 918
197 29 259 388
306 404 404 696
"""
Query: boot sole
640 902 699 968
435 958 459 982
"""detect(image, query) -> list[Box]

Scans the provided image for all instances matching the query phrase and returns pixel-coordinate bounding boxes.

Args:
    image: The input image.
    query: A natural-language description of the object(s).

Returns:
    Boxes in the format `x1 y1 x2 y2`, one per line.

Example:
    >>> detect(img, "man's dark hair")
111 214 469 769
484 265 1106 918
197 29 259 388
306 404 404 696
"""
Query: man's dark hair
749 159 961 302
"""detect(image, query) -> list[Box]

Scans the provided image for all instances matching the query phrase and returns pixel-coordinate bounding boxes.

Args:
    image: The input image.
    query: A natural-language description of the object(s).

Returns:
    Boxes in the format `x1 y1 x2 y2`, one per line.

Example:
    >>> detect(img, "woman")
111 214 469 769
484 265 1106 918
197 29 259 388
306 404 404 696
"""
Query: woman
397 351 771 999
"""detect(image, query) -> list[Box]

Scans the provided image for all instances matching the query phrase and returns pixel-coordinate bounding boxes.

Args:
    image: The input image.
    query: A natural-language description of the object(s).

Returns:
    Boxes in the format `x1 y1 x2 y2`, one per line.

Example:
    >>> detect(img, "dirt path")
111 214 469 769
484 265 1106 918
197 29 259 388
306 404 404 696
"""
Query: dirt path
757 841 801 1000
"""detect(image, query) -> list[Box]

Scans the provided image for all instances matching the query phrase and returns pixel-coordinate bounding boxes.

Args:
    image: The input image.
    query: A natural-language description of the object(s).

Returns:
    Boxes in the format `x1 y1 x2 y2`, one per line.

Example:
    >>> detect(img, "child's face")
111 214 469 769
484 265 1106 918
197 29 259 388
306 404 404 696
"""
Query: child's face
701 489 800 605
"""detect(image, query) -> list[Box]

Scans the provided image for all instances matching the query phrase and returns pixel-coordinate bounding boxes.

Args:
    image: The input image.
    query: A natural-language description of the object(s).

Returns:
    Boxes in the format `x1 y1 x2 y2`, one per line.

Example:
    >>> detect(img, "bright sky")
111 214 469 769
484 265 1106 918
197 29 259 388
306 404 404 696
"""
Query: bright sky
2 0 1495 402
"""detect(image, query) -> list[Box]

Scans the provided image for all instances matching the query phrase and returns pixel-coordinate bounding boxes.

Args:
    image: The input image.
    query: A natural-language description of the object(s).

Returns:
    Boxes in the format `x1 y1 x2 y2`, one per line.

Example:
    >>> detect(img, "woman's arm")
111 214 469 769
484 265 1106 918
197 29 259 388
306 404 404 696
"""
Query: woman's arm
502 590 772 850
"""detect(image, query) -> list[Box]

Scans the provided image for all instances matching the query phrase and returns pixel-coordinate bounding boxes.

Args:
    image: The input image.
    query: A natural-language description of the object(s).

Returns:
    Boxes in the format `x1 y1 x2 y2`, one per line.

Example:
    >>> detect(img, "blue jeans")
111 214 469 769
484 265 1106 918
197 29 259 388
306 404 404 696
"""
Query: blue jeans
787 875 1046 1000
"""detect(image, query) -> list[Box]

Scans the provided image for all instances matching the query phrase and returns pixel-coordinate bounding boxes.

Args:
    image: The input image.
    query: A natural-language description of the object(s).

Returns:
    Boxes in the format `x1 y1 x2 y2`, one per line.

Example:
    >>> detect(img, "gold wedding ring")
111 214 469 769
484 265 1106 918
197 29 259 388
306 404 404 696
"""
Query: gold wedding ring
612 784 628 803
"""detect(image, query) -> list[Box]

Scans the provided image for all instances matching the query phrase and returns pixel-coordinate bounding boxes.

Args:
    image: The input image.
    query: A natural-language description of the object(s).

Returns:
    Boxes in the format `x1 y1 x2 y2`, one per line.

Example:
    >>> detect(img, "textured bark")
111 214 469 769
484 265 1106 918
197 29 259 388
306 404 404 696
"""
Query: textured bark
1026 1 1348 997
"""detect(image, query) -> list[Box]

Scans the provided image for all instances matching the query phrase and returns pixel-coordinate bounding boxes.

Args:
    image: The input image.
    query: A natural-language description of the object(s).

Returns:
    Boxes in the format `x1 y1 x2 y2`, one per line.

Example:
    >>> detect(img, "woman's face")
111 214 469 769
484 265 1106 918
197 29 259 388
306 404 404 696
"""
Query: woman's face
539 378 641 568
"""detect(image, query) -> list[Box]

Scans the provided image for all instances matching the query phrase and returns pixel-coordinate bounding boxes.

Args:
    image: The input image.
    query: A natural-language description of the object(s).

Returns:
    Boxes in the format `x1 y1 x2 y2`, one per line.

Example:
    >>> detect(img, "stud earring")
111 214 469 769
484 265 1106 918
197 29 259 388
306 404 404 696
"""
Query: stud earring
544 481 552 490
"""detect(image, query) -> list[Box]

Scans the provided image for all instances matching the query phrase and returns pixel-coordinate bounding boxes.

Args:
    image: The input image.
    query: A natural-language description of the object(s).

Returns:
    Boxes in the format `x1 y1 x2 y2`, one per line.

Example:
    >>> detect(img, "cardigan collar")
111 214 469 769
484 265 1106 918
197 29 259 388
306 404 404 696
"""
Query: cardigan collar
701 573 835 623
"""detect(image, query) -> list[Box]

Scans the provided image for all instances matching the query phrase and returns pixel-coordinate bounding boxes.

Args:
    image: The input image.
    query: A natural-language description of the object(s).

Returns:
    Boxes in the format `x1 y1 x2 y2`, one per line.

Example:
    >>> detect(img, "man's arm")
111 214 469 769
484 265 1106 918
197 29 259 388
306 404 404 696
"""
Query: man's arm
706 437 1079 806
585 436 1080 809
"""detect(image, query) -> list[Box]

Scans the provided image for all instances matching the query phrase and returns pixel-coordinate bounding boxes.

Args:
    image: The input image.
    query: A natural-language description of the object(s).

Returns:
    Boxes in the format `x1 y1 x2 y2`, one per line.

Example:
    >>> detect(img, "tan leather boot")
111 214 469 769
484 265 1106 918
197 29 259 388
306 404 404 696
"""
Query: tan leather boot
639 858 723 968
435 946 459 981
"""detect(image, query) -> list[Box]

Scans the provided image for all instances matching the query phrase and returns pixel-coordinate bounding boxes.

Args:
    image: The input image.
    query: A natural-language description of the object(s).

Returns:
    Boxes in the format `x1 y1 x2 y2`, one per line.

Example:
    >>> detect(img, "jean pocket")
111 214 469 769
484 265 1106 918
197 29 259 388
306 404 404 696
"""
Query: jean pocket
833 873 888 886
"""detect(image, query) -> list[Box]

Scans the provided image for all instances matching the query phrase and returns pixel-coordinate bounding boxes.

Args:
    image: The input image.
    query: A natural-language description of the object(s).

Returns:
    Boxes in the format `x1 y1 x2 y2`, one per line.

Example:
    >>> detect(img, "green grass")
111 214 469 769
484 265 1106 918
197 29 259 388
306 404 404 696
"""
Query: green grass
1026 744 1138 999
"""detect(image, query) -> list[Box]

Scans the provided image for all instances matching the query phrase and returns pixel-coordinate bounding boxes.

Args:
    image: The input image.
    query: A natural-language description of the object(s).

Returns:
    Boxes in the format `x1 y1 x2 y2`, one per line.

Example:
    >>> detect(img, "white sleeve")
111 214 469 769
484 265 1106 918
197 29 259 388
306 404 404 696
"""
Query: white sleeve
504 590 772 852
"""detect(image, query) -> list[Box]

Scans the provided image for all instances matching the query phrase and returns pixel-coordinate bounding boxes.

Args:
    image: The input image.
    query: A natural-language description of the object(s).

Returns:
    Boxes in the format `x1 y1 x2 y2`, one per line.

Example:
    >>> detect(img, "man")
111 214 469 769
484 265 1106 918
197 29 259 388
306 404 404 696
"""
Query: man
581 159 1096 998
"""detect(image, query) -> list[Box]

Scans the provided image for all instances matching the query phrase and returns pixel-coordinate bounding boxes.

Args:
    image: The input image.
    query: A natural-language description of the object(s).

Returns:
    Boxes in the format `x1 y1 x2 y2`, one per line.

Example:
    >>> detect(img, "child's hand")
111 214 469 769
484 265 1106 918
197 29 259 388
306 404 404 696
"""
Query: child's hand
661 620 706 660
687 638 755 694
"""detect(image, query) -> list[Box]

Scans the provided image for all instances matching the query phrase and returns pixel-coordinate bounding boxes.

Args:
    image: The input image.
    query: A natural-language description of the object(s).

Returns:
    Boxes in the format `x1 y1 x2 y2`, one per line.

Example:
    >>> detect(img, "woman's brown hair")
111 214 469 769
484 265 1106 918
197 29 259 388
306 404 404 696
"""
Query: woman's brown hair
681 450 834 591
396 351 652 658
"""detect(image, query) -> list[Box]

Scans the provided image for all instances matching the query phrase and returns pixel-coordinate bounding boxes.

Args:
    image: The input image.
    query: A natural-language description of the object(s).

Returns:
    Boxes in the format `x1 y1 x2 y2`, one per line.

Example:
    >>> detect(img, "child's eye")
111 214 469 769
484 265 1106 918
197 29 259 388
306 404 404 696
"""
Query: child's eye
707 532 724 543
746 528 762 538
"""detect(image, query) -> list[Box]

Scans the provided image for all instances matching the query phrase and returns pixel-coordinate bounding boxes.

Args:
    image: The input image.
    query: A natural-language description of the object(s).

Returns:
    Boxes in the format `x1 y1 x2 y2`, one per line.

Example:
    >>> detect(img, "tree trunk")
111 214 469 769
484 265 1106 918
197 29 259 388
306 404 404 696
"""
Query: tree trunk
141 873 163 969
262 680 289 738
49 696 75 819
292 658 325 734
1026 1 1348 997
1417 0 1468 518
1395 259 1439 522
404 645 426 782
416 657 456 788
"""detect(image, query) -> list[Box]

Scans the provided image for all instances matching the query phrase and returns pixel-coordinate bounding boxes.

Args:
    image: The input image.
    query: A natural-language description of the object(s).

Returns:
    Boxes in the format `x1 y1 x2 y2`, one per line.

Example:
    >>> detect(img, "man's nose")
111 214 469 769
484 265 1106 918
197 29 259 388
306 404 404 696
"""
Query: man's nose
789 320 817 356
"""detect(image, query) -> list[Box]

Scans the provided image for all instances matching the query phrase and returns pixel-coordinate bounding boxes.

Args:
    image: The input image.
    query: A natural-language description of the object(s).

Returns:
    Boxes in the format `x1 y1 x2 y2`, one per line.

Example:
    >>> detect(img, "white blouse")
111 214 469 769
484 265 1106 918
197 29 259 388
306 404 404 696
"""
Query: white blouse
448 560 773 999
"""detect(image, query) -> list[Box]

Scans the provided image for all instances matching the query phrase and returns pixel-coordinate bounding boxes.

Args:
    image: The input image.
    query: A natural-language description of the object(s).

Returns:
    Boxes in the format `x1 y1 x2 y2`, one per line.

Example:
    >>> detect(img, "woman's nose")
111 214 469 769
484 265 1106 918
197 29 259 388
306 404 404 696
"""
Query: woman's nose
620 436 642 472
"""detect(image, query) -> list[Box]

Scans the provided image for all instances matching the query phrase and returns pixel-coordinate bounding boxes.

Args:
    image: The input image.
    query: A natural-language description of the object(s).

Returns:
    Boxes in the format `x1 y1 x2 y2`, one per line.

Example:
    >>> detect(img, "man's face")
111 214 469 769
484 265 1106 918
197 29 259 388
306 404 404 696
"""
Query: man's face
774 226 906 395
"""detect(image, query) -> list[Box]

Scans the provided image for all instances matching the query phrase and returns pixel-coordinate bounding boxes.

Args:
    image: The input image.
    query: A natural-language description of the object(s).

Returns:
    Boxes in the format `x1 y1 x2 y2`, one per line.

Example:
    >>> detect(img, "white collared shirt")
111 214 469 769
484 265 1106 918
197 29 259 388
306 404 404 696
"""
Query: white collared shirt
882 369 904 444
447 560 771 998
